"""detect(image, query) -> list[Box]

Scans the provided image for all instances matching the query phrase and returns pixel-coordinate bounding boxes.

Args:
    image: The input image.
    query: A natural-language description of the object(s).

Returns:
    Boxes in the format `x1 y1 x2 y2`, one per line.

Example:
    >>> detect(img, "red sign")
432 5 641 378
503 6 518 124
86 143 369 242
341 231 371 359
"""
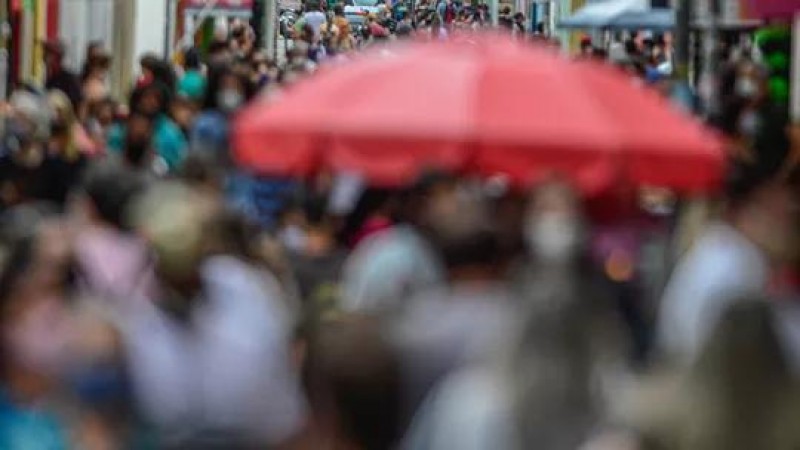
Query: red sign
184 0 254 10
747 0 800 18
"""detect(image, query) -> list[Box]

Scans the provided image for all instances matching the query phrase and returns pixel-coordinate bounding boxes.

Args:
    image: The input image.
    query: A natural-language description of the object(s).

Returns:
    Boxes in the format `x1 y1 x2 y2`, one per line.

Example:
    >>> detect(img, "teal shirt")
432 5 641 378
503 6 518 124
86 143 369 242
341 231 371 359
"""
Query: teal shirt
0 393 68 450
178 70 207 102
107 115 188 172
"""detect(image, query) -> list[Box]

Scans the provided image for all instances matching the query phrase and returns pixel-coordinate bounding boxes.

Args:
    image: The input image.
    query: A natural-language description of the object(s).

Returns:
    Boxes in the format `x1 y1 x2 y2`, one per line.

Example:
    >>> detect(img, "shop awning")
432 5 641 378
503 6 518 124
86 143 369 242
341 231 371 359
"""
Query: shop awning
184 0 254 18
559 0 648 29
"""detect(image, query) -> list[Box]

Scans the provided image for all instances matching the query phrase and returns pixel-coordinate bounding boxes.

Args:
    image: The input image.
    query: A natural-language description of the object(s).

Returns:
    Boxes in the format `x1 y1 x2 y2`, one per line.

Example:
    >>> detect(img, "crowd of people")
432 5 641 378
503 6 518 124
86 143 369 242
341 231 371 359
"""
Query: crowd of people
0 5 799 450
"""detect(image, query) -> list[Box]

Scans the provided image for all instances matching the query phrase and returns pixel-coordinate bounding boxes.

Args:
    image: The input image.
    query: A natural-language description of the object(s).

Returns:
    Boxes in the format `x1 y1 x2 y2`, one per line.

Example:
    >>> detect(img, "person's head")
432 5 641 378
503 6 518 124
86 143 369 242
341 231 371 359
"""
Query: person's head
75 161 146 230
46 90 79 158
170 96 197 132
334 3 345 16
122 112 155 169
437 203 504 281
308 0 322 11
5 89 51 153
204 65 250 114
85 51 111 78
42 40 65 72
130 181 218 293
131 83 168 119
88 97 117 127
402 170 460 229
524 177 585 265
303 316 402 450
184 47 202 71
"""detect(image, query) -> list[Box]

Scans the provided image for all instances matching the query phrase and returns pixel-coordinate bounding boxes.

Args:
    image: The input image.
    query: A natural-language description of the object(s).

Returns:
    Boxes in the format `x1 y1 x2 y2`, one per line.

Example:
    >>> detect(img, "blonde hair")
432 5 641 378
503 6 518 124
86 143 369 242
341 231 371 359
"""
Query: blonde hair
47 90 80 161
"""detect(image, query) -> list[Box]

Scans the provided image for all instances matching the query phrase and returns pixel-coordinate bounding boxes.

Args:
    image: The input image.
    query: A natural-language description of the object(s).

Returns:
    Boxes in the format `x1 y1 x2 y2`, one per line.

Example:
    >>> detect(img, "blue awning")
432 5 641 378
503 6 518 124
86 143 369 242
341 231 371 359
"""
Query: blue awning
559 0 647 29
607 8 674 30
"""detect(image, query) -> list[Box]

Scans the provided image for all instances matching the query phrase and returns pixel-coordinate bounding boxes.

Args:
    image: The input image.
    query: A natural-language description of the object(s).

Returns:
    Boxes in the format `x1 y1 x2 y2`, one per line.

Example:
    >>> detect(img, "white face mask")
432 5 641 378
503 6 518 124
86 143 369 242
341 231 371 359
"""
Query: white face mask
738 110 760 138
735 77 759 99
525 214 582 263
217 89 244 113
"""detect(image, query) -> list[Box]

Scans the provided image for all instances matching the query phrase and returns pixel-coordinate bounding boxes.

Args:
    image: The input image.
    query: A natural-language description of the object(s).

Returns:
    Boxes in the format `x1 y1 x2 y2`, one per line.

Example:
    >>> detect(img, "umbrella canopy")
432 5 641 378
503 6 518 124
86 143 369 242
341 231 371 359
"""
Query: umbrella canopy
233 36 725 193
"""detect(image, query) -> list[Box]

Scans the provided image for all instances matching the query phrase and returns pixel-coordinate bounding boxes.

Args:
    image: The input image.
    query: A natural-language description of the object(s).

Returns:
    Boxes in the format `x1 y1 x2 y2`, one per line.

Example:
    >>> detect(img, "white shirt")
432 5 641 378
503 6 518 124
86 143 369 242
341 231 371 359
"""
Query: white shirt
342 226 445 315
657 223 769 364
115 256 306 446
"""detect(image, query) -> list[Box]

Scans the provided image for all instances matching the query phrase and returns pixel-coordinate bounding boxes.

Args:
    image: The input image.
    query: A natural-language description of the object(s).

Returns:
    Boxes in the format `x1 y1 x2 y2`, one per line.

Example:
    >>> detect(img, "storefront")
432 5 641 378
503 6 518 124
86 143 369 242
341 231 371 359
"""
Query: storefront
179 0 254 51
9 0 59 87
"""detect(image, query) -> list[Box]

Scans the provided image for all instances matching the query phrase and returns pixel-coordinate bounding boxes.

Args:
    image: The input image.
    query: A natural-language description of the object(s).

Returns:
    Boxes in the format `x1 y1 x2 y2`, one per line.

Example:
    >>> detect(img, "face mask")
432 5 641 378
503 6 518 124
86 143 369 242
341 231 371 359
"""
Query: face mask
738 110 760 138
217 90 244 114
735 77 758 99
526 214 582 263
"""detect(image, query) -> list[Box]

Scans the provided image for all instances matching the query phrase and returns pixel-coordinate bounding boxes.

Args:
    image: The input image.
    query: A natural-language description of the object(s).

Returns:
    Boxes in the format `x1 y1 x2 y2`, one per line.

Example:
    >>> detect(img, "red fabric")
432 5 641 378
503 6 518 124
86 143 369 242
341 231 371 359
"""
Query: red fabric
233 36 725 193
351 217 393 247
746 0 800 18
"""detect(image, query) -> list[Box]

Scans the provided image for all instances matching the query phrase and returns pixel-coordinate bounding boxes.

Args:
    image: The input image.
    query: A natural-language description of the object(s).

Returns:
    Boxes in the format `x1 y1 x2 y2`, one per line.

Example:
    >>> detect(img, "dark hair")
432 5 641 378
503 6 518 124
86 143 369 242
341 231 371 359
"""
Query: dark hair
184 48 202 70
129 82 170 117
202 65 254 111
80 161 146 230
334 4 345 15
303 318 401 450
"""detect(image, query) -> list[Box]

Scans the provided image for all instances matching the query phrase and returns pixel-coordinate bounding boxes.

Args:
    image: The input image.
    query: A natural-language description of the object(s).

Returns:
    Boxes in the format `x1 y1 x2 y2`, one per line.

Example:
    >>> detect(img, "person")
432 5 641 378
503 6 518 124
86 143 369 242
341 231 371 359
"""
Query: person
403 229 618 450
331 4 354 53
341 172 453 315
118 112 157 174
366 14 391 41
84 97 117 154
177 48 207 105
70 161 152 303
621 301 800 450
114 181 306 448
0 208 75 448
298 1 327 41
391 190 515 426
80 41 105 81
512 12 525 36
48 90 98 159
43 40 82 110
498 6 513 30
0 206 128 449
80 47 112 111
300 316 402 450
395 12 415 39
190 66 251 162
108 82 188 173
0 90 73 209
288 195 348 321
658 161 799 365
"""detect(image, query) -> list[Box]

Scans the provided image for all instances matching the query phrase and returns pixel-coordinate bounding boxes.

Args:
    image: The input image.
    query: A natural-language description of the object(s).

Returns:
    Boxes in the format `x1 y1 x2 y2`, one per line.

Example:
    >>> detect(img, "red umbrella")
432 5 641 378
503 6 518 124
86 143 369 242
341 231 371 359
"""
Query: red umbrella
233 36 725 193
